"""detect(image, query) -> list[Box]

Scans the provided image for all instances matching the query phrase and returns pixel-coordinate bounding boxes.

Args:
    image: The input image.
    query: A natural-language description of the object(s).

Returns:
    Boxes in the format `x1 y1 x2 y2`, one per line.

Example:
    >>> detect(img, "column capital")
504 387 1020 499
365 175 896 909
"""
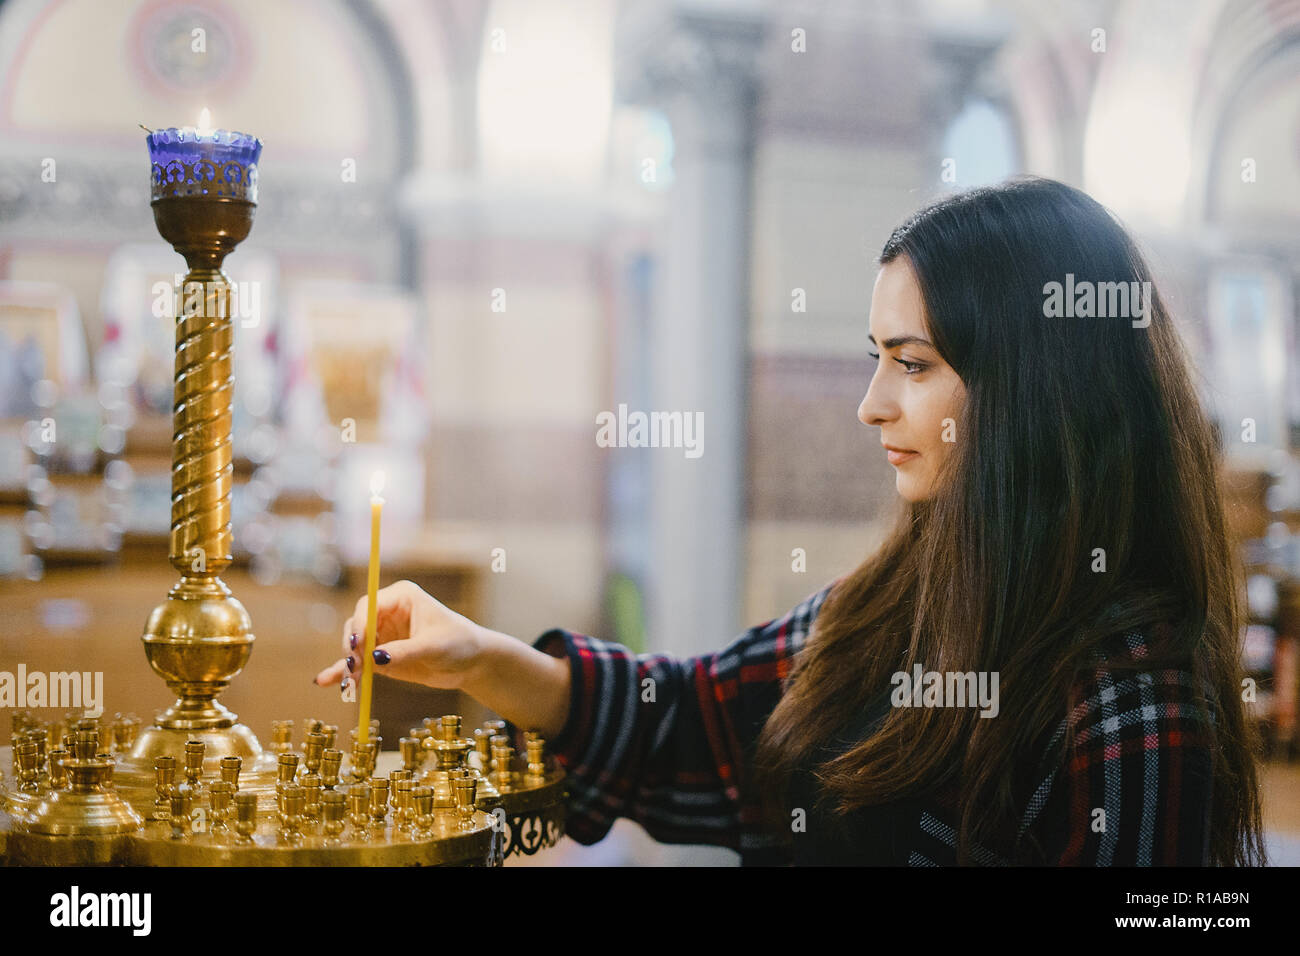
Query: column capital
616 0 767 111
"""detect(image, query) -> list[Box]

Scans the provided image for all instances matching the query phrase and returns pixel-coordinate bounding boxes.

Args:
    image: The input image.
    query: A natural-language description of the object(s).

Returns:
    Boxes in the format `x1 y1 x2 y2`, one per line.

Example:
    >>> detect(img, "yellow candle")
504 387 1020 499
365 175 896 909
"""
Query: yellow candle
358 470 385 745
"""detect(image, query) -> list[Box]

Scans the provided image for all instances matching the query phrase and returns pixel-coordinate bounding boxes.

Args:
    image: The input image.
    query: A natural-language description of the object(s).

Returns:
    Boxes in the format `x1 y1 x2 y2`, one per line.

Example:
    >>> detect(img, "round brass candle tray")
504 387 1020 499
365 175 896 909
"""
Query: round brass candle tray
0 711 566 866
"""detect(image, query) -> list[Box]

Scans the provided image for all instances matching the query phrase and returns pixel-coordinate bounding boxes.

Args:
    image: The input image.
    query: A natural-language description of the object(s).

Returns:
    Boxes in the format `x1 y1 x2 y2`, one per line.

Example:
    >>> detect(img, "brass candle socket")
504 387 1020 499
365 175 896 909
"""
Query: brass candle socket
16 741 40 793
348 722 380 747
473 728 493 765
399 736 422 773
28 729 47 769
438 715 461 743
270 721 294 754
491 741 514 793
301 772 323 824
276 753 299 794
169 784 194 840
453 776 477 829
526 737 547 777
303 732 325 775
413 786 433 835
209 780 234 829
153 755 176 820
368 779 389 830
363 739 380 778
322 790 346 843
219 755 241 791
183 740 206 795
348 783 372 841
112 714 140 754
388 769 413 800
392 779 415 834
349 744 370 784
321 749 343 790
277 783 305 845
47 749 69 790
234 791 258 843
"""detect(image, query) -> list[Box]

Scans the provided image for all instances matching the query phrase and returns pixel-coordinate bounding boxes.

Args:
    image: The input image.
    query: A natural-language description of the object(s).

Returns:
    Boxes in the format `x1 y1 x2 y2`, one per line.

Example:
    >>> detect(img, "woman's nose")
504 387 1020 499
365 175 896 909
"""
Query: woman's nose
858 375 894 427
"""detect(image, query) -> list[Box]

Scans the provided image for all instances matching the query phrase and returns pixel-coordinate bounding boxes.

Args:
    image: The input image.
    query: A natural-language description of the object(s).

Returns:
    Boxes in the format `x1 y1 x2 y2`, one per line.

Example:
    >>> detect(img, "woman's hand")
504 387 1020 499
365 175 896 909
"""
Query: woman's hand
313 579 573 741
313 579 484 692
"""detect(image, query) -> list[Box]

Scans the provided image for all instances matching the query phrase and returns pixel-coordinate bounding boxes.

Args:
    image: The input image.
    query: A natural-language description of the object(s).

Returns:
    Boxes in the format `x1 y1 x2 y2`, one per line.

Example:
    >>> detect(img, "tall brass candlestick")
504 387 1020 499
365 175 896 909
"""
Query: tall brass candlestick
118 126 275 789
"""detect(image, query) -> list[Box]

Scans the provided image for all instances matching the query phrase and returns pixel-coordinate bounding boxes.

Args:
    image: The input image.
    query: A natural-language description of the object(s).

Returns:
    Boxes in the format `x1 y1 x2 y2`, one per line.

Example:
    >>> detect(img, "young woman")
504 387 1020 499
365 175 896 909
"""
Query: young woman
315 177 1266 866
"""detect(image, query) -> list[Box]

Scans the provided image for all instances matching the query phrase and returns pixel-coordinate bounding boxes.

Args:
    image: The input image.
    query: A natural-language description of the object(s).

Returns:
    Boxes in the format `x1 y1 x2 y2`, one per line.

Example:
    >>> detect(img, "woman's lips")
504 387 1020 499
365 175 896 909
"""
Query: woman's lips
885 448 918 466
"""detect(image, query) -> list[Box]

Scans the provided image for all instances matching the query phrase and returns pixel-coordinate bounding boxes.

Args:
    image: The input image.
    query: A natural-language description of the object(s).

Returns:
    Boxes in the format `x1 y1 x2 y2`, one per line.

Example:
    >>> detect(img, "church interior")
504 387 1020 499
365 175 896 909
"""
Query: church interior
0 0 1298 869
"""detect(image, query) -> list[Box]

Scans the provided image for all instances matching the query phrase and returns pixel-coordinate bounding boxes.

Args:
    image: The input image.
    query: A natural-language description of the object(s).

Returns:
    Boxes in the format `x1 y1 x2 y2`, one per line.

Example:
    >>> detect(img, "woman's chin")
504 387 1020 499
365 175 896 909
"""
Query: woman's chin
895 474 928 503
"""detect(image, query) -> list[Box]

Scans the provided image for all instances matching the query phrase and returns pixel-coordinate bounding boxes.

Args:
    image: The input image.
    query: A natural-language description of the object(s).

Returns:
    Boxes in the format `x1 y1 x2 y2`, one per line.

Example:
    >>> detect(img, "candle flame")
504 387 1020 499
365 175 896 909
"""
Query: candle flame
370 470 386 497
197 108 212 135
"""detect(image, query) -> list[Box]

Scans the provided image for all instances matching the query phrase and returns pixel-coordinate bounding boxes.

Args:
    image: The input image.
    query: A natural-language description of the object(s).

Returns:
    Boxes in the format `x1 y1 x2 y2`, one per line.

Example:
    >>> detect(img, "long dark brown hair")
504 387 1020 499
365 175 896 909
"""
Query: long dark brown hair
753 176 1266 866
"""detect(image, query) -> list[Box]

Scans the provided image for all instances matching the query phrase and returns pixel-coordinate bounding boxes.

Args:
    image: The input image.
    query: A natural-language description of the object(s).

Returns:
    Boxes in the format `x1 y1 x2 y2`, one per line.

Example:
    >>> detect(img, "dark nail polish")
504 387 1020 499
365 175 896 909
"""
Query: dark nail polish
349 633 357 650
373 649 390 665
347 655 355 672
341 676 350 690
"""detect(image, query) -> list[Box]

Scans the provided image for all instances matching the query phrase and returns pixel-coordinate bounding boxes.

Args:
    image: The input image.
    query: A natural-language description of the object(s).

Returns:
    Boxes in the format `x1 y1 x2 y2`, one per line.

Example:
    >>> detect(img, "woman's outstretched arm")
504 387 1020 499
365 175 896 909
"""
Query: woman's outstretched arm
315 577 836 852
506 582 835 851
464 625 573 739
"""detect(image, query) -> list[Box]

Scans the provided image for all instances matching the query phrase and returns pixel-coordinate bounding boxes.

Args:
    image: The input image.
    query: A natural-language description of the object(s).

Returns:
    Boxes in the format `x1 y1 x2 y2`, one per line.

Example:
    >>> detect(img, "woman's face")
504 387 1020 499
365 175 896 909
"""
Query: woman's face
858 258 967 503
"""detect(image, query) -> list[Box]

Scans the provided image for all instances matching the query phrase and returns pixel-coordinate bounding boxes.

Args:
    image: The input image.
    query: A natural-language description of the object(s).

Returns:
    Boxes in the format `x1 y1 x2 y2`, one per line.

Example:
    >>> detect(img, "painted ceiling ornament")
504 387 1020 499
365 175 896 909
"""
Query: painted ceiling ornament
133 2 242 94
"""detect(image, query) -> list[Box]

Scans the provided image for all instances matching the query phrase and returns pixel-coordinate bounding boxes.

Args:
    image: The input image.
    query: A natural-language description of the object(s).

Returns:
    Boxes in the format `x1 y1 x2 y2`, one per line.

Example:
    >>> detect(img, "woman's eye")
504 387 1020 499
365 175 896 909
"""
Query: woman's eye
867 350 925 376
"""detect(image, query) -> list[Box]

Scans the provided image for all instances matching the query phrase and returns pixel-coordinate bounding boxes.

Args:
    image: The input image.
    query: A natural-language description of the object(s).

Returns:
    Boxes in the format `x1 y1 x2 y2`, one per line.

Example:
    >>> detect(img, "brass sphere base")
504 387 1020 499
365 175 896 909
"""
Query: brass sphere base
140 577 255 734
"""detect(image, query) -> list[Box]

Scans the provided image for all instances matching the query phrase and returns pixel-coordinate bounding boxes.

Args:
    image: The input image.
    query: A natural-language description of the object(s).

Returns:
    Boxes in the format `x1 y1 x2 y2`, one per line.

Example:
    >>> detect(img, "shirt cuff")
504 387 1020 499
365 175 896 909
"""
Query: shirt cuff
529 627 589 768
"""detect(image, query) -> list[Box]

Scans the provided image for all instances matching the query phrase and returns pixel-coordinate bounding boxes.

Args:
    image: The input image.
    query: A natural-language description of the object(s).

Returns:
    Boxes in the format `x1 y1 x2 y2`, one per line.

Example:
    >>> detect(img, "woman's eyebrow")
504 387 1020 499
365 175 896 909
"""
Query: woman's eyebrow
867 333 935 350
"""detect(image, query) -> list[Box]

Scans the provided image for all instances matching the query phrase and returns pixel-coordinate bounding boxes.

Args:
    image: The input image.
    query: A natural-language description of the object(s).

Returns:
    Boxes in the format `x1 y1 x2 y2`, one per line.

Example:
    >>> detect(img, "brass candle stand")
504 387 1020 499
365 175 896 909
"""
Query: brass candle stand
0 130 567 865
1 711 567 865
111 132 273 804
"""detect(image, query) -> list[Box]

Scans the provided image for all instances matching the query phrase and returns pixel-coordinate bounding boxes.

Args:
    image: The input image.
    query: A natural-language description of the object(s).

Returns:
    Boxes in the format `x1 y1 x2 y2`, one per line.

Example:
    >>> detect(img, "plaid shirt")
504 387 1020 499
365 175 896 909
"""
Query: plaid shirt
527 580 1216 865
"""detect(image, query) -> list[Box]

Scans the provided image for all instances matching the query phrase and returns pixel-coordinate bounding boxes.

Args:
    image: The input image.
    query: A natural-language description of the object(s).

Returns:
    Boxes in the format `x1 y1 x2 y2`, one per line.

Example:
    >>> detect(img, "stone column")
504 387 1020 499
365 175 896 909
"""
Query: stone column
614 1 766 867
617 5 764 660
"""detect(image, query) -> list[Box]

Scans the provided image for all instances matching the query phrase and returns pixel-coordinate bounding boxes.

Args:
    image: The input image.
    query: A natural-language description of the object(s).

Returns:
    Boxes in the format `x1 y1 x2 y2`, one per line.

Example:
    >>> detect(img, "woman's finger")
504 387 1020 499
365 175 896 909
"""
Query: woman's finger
340 616 359 656
365 640 421 684
314 658 347 686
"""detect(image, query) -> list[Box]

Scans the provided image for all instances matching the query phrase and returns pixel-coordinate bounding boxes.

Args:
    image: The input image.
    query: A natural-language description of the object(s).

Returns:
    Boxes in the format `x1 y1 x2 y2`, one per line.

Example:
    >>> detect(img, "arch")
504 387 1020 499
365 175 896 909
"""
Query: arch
1189 0 1300 230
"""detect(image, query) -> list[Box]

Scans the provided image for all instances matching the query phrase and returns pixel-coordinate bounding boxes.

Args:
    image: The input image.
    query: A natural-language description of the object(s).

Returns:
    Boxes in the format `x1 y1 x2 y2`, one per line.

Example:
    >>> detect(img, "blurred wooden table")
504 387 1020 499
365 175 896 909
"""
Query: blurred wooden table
0 554 489 747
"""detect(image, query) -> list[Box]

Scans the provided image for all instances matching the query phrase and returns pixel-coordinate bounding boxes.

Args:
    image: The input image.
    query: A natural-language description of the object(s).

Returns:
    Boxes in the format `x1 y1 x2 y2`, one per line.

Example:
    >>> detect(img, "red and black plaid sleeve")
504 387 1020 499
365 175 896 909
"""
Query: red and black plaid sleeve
1017 629 1217 866
531 582 836 850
